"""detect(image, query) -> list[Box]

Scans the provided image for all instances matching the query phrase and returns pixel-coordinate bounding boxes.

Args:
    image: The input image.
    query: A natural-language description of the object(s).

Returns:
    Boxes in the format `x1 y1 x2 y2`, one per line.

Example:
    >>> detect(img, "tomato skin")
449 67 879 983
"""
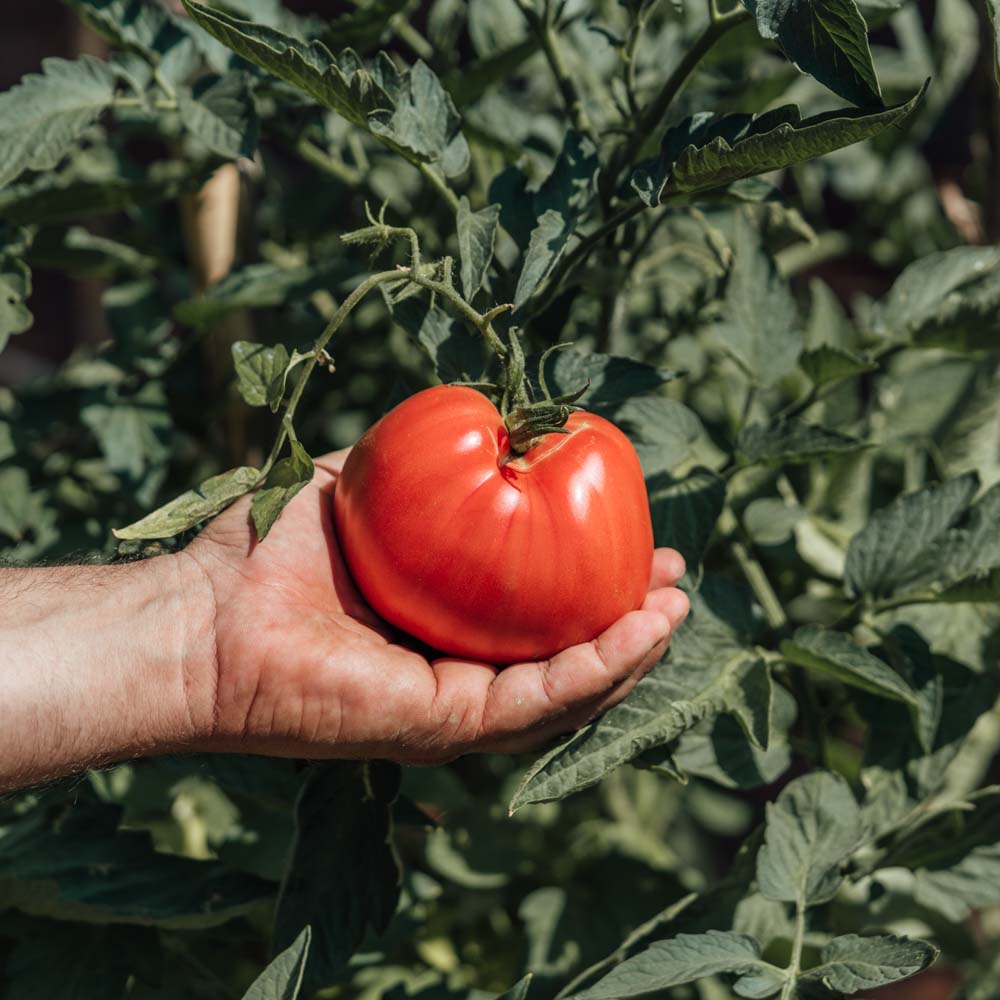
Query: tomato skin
332 385 655 664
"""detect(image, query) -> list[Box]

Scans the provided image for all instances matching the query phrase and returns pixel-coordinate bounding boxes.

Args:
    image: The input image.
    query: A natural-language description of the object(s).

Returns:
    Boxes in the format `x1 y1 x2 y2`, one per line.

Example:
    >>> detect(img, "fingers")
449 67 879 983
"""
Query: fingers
649 548 686 591
471 587 689 742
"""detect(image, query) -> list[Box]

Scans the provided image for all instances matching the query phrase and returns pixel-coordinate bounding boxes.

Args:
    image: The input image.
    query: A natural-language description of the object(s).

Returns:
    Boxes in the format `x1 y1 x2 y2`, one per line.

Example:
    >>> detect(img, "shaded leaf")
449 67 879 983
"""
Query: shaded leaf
845 474 979 599
633 85 925 207
63 0 187 63
799 345 874 386
456 197 500 299
0 56 117 188
756 771 862 905
800 934 938 994
177 71 260 159
781 625 919 707
243 926 311 1000
742 0 882 107
81 382 172 480
577 931 783 1000
514 209 572 308
113 466 259 540
0 260 33 352
251 438 313 541
710 211 800 386
540 350 678 410
646 468 726 583
737 419 866 466
272 762 401 991
232 341 290 409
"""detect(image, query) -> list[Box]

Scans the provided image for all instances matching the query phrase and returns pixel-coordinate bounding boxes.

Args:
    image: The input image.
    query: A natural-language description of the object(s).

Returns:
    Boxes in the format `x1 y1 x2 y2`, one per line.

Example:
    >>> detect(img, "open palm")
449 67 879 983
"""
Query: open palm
183 449 689 763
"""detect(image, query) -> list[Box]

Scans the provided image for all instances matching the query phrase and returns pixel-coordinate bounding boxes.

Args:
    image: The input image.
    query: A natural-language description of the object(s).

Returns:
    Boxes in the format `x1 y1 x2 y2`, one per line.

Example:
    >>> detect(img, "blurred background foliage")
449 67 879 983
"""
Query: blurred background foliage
1 0 1000 998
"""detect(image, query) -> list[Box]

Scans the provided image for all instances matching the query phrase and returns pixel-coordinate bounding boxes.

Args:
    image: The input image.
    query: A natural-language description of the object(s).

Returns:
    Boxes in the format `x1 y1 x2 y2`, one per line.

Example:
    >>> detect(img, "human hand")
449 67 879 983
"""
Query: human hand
179 449 690 764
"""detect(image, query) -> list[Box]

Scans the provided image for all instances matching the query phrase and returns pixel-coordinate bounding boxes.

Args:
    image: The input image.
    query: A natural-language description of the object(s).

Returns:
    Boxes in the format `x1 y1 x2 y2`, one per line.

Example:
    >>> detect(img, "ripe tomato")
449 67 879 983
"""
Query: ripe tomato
333 385 654 664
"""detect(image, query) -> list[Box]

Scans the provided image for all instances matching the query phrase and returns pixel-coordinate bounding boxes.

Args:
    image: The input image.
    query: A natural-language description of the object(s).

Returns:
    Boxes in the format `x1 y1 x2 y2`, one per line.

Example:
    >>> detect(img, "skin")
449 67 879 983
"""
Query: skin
0 448 690 793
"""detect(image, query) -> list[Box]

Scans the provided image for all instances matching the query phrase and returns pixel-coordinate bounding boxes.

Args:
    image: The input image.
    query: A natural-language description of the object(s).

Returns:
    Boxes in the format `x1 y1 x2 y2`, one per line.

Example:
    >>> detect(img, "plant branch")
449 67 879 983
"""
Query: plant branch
516 0 596 142
781 900 807 999
612 7 750 180
295 137 363 187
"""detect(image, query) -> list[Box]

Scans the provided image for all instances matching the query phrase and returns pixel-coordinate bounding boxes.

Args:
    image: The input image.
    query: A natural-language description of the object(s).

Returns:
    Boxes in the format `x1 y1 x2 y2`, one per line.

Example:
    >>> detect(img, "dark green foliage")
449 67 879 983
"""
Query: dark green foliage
2 0 1000 997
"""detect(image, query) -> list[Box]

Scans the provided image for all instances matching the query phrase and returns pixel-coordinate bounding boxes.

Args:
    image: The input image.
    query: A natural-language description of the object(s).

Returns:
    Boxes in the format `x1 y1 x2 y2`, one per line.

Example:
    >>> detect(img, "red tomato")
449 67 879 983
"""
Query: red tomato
333 385 654 664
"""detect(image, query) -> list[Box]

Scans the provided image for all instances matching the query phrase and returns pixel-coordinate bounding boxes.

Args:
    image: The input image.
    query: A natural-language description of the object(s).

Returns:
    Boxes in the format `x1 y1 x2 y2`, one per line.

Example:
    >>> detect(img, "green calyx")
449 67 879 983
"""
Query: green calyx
499 338 589 456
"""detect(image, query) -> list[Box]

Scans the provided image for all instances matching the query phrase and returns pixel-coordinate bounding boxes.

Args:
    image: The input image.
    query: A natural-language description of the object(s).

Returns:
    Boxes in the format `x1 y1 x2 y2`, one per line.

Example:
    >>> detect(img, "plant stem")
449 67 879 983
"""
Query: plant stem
389 13 434 61
516 0 596 141
781 901 807 999
613 7 750 174
733 539 788 630
255 268 401 482
416 161 461 213
295 137 363 187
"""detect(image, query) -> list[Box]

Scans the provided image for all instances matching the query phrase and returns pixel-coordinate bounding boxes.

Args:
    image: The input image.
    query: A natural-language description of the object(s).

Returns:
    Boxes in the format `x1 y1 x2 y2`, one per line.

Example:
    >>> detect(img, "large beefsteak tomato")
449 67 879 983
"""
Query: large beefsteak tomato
333 385 654 664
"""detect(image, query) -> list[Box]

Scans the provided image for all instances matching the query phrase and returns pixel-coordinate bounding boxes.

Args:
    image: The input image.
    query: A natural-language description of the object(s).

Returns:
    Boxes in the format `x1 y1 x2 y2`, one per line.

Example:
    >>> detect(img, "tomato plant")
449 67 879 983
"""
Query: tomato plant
3 0 1000 998
333 384 653 663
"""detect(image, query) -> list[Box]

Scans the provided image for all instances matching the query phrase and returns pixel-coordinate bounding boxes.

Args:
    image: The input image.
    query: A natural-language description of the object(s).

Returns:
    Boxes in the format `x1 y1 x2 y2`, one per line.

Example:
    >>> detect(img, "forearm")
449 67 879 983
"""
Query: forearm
0 555 215 792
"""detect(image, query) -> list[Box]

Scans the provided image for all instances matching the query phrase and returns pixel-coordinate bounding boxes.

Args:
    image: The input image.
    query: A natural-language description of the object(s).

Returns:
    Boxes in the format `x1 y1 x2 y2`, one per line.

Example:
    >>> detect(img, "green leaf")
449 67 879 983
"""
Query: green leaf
799 345 874 386
182 1 390 128
756 771 863 906
81 382 172 480
113 466 259 540
514 209 572 309
646 468 726 584
368 59 470 177
456 197 500 299
0 914 157 1000
845 474 979 599
0 467 58 560
232 341 290 409
510 581 766 811
577 931 784 1000
322 0 409 53
177 71 260 159
174 261 349 330
710 211 801 386
0 421 13 462
742 0 882 107
243 926 311 1000
781 625 920 707
737 419 866 467
63 0 187 63
633 84 926 207
251 438 314 541
0 56 117 188
799 934 938 993
540 349 678 410
869 246 1000 351
272 762 400 991
495 975 534 1000
393 296 489 383
0 800 271 927
0 260 33 352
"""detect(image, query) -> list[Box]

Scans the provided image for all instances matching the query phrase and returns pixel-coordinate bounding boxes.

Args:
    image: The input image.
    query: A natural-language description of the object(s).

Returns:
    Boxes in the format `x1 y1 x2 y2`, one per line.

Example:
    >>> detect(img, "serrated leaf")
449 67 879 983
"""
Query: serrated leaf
251 438 313 541
845 474 979 599
272 762 400 991
514 209 572 308
495 975 533 1000
510 581 764 811
0 56 117 188
113 466 259 540
800 934 938 993
799 345 874 386
742 0 882 107
182 1 389 128
177 71 260 158
577 931 783 1000
737 419 865 466
0 799 270 927
456 197 499 299
242 926 311 1000
368 59 470 176
393 296 489 383
756 771 863 906
540 350 679 410
710 212 801 386
632 84 925 207
781 625 919 707
870 246 1000 351
646 468 726 583
81 382 172 480
232 341 290 408
63 0 187 63
321 0 409 53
